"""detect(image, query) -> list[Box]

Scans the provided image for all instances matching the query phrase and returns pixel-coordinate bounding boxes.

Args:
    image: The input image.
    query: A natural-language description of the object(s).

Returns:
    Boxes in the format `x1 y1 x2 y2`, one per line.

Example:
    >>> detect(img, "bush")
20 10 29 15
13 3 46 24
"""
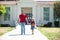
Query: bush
47 22 52 27
43 22 52 27
0 11 2 15
0 24 10 27
54 21 59 27
0 4 6 15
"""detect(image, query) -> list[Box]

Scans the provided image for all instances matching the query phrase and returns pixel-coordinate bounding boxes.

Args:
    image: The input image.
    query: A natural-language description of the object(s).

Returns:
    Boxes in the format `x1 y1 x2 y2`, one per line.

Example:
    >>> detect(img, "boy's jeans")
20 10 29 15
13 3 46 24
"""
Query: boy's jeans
20 22 25 35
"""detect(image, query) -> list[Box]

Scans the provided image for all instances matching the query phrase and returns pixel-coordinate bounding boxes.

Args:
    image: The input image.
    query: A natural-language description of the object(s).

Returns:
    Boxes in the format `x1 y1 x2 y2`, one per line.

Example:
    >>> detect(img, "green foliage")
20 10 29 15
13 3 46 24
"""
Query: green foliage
54 2 60 18
0 4 6 15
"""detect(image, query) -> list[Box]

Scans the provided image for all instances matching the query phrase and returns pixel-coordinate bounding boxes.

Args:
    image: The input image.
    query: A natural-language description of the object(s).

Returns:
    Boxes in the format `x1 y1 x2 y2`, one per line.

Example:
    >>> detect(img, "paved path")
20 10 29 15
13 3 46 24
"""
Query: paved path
0 25 48 40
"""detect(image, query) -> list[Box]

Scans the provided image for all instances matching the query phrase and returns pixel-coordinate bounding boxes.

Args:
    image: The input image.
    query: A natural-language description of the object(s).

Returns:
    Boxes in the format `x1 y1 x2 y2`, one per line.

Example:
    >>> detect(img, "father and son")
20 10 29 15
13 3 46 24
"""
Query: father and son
18 10 35 35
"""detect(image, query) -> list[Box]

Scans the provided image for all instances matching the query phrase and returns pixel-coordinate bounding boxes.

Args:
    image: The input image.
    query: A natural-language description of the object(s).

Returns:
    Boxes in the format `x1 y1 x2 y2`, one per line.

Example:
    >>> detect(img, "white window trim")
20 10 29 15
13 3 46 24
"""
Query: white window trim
43 7 50 21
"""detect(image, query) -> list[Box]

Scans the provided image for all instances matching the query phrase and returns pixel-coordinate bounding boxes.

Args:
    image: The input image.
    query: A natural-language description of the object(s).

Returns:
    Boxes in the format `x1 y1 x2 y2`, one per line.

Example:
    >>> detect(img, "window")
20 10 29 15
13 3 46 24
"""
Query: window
4 7 10 21
43 7 50 21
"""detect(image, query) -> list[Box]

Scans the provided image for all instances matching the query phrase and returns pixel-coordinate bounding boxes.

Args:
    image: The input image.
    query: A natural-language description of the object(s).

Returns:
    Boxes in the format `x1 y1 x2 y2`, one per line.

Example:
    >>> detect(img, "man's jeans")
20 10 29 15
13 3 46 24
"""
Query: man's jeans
20 22 25 35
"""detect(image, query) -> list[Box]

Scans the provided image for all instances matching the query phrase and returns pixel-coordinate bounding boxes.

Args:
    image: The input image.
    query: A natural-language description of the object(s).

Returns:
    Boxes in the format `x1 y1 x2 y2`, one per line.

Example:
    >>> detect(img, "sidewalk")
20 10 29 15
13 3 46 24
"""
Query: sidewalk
0 25 48 40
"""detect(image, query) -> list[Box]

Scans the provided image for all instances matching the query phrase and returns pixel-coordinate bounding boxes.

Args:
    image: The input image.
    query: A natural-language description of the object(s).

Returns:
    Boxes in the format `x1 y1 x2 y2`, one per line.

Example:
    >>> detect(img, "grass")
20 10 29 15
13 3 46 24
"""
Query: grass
38 27 60 40
0 27 15 36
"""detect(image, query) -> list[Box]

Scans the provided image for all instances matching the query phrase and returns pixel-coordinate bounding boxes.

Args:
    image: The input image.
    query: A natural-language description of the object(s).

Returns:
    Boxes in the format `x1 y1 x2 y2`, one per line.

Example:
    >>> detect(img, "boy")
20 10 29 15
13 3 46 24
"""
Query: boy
31 18 35 35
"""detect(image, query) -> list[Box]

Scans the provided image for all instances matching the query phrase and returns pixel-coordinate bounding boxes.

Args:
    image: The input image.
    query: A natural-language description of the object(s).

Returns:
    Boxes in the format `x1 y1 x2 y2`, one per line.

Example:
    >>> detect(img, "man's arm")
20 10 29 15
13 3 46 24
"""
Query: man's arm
18 16 20 24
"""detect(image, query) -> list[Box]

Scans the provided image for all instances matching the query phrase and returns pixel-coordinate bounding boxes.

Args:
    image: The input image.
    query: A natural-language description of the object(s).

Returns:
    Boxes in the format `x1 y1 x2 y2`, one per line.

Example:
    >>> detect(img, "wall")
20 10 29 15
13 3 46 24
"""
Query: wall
17 2 37 23
36 4 54 26
20 0 34 2
0 4 18 26
0 1 54 26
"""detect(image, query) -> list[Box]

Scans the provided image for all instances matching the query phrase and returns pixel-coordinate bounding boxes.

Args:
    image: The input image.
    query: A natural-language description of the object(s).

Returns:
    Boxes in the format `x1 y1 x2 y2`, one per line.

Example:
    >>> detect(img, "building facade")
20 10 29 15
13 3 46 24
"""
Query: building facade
0 0 54 26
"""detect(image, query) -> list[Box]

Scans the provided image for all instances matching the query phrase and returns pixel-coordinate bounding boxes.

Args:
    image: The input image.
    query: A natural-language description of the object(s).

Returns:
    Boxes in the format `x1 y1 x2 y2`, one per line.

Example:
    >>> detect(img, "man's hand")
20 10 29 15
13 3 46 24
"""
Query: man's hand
17 19 20 24
26 18 28 24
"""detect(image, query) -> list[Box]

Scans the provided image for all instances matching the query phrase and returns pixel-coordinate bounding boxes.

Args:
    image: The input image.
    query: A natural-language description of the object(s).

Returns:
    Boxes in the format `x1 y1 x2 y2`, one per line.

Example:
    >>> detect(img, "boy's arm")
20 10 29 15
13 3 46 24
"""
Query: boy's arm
26 18 28 24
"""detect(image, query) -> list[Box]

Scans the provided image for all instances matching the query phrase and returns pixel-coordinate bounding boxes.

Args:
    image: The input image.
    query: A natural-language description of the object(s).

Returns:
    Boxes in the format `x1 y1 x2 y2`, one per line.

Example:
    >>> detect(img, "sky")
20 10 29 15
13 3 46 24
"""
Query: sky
34 0 60 1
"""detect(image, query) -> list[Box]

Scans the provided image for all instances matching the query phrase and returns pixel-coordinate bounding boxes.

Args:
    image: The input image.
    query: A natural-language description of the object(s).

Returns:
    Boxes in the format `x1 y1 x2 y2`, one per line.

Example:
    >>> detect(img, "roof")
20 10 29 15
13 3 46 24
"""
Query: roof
34 0 60 1
36 1 54 5
0 1 17 5
0 1 55 5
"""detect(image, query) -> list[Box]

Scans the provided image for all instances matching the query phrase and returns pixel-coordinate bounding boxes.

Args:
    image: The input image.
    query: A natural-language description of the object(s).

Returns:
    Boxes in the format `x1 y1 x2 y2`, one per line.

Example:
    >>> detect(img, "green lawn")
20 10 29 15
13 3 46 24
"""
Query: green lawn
0 27 15 36
38 27 60 40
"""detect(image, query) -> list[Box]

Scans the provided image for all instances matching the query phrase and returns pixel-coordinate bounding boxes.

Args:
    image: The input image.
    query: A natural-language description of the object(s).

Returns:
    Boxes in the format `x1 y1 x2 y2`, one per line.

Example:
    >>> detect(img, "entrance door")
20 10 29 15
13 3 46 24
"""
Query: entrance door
26 13 32 23
21 7 32 24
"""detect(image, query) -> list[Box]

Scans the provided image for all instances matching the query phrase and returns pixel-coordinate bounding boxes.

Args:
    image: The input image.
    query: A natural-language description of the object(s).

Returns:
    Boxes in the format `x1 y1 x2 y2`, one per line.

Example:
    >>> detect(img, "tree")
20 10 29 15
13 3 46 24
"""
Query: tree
54 2 60 18
0 4 6 15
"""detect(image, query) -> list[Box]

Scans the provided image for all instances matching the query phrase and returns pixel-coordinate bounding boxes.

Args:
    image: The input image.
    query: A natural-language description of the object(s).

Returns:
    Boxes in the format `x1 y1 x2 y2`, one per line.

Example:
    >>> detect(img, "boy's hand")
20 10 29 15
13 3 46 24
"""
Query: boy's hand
32 24 35 26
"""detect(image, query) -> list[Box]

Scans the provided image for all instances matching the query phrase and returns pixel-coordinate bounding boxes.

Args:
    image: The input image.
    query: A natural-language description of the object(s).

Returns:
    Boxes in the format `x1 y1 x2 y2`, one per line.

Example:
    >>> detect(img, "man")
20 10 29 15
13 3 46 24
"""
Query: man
18 10 27 35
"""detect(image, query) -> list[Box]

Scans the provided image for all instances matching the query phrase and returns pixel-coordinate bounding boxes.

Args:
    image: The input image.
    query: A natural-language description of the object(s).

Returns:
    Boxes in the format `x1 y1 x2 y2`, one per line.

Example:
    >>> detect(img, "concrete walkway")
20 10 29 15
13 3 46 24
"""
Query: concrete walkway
0 25 48 40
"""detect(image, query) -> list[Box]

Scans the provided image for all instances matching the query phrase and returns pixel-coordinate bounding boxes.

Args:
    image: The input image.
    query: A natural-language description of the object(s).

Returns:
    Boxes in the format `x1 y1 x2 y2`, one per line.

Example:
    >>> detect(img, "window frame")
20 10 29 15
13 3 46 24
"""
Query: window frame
4 7 10 21
43 7 50 21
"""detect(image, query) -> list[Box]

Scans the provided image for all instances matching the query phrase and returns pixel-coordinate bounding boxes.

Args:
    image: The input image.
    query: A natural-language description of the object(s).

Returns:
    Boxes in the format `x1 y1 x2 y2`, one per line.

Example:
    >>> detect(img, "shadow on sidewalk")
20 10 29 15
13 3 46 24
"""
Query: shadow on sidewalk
9 34 33 36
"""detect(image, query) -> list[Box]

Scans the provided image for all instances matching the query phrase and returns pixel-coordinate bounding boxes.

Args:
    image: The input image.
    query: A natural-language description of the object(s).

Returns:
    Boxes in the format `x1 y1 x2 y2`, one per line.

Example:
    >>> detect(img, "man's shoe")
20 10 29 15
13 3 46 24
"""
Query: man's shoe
21 34 22 35
24 33 25 35
32 33 34 35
